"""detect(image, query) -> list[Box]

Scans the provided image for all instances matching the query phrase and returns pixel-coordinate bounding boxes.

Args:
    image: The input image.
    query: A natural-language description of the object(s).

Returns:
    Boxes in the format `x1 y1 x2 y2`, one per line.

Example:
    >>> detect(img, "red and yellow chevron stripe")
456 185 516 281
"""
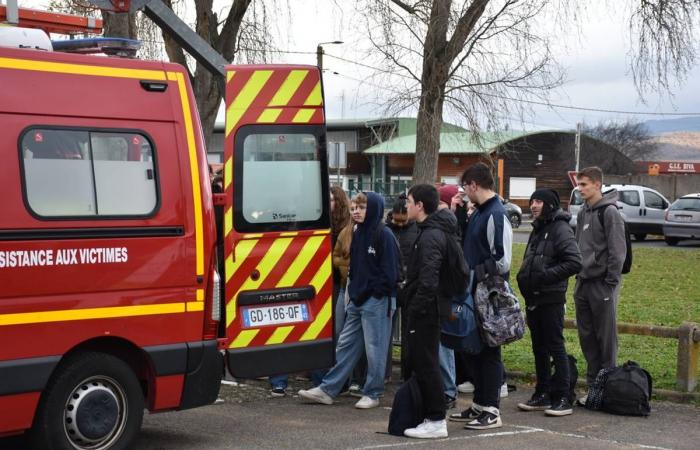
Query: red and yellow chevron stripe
222 65 330 350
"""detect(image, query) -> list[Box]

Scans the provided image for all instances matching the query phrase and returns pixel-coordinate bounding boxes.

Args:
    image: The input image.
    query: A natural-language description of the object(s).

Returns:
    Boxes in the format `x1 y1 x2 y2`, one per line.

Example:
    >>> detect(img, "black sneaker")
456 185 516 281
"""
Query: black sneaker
271 387 286 397
445 395 456 410
545 397 573 416
517 392 551 411
464 409 502 430
449 405 481 422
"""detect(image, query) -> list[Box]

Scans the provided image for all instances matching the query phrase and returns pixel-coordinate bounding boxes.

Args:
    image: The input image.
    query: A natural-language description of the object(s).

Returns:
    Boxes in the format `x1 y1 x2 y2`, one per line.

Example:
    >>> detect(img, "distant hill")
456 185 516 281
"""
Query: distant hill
648 132 700 162
644 117 700 134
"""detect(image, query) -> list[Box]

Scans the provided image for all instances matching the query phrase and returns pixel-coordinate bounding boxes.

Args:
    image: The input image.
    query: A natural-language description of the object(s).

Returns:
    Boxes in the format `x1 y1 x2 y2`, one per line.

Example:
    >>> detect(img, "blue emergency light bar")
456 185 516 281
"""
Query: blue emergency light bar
51 37 141 57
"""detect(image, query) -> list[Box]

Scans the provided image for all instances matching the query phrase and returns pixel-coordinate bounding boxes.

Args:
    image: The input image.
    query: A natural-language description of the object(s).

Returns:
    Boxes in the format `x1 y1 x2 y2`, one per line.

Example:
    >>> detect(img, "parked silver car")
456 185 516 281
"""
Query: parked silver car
663 193 700 246
568 184 668 240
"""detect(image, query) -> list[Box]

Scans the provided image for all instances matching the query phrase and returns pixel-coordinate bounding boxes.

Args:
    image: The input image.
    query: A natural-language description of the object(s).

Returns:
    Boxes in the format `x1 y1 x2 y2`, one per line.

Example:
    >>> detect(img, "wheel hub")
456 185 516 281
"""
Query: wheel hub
65 378 125 449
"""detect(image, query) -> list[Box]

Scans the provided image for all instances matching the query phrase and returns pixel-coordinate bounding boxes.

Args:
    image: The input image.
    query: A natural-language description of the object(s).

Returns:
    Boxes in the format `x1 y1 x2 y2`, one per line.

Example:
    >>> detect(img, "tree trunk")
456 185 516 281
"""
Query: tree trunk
101 11 137 39
194 68 222 151
413 84 446 184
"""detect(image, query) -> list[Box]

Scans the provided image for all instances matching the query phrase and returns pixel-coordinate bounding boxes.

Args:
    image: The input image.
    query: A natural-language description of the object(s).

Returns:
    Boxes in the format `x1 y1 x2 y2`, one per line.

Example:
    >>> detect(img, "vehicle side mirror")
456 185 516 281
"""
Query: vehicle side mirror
662 200 668 209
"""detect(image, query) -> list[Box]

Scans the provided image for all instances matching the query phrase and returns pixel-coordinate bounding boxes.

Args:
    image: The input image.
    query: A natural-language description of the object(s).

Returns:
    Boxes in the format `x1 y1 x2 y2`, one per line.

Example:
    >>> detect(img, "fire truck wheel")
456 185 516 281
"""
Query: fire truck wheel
29 352 144 450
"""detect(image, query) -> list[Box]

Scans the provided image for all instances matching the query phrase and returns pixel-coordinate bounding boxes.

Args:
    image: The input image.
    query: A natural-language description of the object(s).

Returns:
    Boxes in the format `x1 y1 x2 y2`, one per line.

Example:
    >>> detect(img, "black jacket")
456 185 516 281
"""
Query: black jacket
516 208 582 306
404 208 459 318
386 215 419 276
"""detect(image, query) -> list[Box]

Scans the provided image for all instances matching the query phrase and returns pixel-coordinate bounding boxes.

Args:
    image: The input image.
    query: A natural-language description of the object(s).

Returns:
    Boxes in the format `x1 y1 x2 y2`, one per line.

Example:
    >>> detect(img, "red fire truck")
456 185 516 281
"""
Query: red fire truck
0 3 333 449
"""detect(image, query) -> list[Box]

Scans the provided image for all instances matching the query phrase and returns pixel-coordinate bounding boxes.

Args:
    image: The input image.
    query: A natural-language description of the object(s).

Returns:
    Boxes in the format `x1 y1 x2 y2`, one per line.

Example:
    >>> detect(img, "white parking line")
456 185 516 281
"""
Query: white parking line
355 425 675 450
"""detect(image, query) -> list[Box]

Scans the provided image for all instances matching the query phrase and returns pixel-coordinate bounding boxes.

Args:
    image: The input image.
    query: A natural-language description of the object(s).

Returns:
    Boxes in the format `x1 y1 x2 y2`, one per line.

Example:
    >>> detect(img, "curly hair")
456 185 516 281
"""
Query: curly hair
330 186 351 235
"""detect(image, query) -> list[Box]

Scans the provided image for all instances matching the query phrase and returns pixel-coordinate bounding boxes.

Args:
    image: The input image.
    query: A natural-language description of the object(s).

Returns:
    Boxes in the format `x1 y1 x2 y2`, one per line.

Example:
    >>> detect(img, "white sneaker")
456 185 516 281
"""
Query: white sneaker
404 419 448 439
298 387 333 405
500 383 508 398
457 381 475 393
354 395 379 409
348 383 363 398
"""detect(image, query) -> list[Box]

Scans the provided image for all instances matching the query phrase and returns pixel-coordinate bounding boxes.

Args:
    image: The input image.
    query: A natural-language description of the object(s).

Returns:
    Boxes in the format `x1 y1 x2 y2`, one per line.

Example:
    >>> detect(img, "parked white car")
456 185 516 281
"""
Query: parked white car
663 193 700 246
568 184 669 240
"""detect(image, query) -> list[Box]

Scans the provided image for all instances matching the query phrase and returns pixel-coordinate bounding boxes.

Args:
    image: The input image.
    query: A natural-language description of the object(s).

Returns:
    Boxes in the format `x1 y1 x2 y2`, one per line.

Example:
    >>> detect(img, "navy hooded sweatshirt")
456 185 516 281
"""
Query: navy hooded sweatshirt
348 192 400 306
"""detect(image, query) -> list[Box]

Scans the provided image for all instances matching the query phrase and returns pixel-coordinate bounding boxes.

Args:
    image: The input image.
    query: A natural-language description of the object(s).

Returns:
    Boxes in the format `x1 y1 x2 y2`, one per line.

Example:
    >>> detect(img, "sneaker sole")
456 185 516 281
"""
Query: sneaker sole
464 421 503 430
545 409 573 417
457 387 475 394
298 391 333 405
449 415 479 423
270 392 286 398
404 431 448 439
517 404 550 411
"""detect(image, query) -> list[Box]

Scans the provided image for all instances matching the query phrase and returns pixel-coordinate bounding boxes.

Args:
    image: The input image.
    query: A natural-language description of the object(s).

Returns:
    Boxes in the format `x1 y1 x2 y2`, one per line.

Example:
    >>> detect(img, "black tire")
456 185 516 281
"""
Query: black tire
510 213 521 229
28 352 144 450
634 233 647 241
665 237 680 246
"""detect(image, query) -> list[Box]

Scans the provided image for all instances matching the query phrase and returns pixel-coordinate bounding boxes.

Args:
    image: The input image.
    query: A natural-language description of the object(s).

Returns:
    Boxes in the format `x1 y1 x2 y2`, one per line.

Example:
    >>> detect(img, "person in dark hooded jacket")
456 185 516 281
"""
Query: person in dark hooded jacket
401 184 459 439
299 192 399 410
516 188 582 417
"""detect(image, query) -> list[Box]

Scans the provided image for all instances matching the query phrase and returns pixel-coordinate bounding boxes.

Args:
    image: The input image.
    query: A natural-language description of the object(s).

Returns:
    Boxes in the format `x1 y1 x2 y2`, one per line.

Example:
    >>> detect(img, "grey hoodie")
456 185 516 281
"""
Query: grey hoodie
575 189 627 285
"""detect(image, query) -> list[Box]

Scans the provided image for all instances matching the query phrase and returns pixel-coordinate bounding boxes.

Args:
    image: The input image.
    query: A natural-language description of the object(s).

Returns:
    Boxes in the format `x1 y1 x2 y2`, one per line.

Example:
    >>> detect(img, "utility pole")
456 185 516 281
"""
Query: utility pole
575 122 581 172
316 40 343 73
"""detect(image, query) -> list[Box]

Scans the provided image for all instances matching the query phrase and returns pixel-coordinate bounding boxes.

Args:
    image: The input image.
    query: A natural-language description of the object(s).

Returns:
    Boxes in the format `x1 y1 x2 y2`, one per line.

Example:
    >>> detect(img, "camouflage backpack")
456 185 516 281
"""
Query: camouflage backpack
474 275 525 347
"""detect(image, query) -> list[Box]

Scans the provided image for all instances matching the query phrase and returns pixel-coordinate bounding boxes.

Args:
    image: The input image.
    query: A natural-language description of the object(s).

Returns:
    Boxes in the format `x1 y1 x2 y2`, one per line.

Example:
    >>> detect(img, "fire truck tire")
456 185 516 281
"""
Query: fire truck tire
28 352 144 450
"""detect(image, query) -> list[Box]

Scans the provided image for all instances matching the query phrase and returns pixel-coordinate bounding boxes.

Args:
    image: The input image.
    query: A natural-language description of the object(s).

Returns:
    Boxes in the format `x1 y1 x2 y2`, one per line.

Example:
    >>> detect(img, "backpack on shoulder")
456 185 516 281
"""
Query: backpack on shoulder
586 361 652 416
441 273 483 354
439 232 470 297
474 270 525 347
598 206 633 274
388 376 424 436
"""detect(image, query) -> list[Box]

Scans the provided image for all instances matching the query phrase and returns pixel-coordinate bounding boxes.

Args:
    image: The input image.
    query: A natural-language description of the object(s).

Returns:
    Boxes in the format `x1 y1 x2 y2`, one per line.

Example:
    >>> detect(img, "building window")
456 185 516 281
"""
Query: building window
509 177 536 199
21 128 157 218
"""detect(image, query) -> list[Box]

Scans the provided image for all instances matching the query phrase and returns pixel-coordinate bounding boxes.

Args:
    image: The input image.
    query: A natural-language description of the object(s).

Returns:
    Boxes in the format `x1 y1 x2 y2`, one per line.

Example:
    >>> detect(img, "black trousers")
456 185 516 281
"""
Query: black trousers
526 302 570 400
406 310 445 421
469 345 503 408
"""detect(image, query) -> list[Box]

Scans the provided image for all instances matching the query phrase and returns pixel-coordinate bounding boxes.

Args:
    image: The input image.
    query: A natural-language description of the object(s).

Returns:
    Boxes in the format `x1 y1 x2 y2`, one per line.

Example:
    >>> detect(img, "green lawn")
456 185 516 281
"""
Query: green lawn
503 243 700 391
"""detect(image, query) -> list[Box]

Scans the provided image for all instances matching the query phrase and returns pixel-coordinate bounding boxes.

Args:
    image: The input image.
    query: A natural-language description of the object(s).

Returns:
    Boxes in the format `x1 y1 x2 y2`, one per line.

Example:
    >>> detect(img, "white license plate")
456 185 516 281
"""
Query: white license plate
242 303 309 328
675 215 694 222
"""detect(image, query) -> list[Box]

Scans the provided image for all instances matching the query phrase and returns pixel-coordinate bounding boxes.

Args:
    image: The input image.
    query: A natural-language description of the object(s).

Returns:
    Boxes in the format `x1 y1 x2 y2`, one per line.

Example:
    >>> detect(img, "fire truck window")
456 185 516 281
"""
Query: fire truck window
241 133 322 224
22 129 96 216
91 133 156 216
21 129 157 218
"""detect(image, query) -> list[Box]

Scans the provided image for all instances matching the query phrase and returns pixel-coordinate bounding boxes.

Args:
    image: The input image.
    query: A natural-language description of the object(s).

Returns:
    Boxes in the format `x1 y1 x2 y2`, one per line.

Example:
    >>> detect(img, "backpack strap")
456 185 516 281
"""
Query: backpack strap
597 204 618 230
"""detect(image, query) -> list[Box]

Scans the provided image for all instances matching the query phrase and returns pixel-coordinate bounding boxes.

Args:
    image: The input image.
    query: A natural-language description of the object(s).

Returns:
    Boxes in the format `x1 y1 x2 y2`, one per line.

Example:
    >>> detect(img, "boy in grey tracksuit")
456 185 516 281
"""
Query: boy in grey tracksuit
574 167 627 395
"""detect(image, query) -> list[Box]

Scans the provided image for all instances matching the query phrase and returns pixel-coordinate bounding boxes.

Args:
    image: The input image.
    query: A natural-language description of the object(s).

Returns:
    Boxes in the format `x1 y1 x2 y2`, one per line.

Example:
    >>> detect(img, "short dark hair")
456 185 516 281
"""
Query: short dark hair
460 162 494 190
392 196 408 214
577 166 603 184
408 184 439 214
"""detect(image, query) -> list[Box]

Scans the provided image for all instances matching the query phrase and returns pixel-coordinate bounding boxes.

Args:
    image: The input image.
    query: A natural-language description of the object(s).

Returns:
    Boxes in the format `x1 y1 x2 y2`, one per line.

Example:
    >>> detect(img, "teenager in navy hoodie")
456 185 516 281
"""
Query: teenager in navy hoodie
299 192 399 409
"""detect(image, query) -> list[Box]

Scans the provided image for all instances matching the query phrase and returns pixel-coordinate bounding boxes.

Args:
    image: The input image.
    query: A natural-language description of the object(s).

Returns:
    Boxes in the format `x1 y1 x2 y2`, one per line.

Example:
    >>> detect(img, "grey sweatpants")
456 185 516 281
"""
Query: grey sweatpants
573 278 621 386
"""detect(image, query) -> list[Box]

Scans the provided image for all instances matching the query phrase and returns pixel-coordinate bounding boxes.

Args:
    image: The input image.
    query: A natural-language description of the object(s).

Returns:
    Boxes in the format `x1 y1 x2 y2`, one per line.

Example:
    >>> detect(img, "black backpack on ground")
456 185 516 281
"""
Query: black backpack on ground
586 361 652 416
388 376 424 436
598 206 633 274
552 354 579 404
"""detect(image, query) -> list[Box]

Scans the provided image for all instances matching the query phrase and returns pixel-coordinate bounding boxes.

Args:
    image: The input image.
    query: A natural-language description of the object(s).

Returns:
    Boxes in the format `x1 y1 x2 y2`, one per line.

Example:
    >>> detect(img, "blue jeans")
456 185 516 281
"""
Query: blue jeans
439 343 457 399
319 296 395 400
335 288 348 338
269 374 288 389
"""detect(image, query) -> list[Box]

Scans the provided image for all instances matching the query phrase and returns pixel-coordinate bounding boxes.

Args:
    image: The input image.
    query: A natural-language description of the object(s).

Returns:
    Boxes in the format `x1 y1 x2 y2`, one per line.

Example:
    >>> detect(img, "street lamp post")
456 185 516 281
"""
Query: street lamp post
316 40 343 72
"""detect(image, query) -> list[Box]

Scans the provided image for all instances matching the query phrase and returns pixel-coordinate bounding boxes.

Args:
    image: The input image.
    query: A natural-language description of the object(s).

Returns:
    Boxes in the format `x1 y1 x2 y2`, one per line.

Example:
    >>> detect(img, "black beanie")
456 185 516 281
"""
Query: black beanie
530 188 560 213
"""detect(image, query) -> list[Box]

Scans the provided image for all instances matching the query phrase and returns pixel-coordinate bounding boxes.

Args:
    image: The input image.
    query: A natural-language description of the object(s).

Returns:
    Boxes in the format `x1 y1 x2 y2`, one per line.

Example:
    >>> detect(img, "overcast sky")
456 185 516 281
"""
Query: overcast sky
16 0 700 131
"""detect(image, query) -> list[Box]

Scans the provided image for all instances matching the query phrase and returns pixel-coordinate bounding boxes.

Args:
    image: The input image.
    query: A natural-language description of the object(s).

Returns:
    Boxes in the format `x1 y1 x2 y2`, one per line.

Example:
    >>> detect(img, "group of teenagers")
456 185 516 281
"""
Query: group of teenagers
288 163 626 440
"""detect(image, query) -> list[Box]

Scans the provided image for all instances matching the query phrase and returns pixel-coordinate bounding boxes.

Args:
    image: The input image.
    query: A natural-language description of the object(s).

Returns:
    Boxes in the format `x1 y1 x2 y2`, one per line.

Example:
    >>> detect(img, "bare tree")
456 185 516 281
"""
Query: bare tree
357 1 566 184
48 1 274 149
583 120 659 161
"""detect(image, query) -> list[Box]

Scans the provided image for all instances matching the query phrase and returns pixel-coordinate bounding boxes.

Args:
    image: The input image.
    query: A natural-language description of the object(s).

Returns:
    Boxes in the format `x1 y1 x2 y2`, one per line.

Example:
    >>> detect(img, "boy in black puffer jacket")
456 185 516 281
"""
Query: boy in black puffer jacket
516 188 582 416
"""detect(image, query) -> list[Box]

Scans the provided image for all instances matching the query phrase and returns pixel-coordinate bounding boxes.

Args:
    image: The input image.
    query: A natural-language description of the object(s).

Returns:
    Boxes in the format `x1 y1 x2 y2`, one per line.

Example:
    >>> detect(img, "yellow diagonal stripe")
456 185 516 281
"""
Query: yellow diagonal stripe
292 109 315 123
303 82 323 106
0 303 186 326
229 329 260 348
309 255 332 293
224 156 233 190
276 236 325 287
266 326 295 345
0 56 166 80
257 108 283 123
238 238 294 292
268 70 308 106
300 296 332 342
225 239 259 326
225 70 273 136
224 207 232 237
226 70 235 83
